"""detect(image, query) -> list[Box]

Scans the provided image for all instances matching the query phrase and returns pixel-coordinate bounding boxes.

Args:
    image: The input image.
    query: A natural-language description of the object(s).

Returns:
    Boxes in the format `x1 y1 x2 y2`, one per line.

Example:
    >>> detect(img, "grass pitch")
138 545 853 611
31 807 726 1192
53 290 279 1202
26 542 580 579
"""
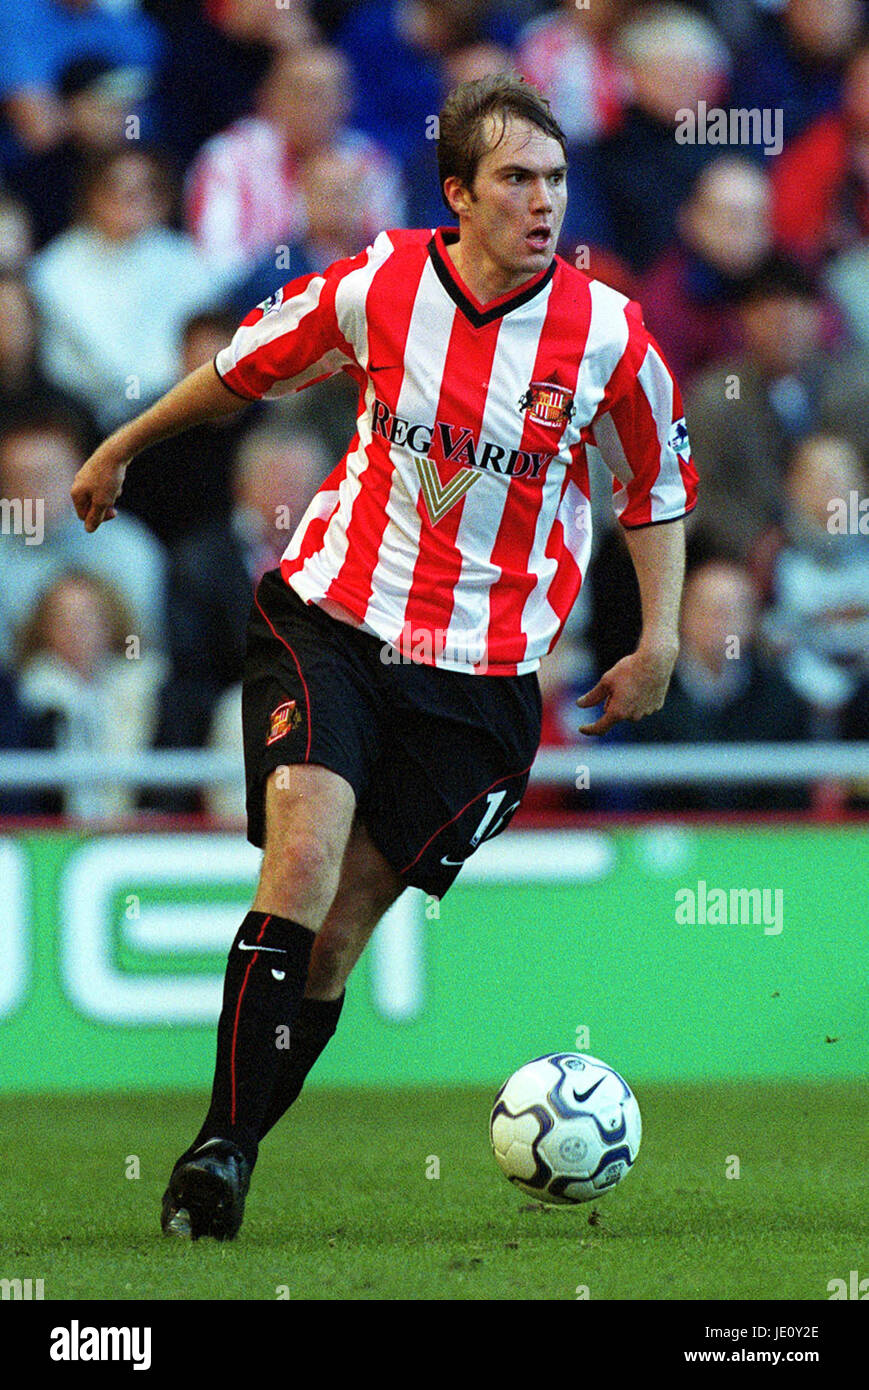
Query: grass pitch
1 1082 865 1301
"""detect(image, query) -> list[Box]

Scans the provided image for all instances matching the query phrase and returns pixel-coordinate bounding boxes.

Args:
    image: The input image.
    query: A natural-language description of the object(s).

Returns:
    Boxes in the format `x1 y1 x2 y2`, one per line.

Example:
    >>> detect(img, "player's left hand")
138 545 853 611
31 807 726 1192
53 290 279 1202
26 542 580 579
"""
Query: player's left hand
576 640 678 736
70 441 129 533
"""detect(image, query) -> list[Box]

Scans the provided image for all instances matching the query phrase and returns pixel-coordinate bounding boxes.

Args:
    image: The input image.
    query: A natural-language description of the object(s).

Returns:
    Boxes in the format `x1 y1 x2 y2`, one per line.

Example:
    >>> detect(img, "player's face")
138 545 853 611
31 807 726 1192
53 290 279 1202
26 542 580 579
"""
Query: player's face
447 117 568 292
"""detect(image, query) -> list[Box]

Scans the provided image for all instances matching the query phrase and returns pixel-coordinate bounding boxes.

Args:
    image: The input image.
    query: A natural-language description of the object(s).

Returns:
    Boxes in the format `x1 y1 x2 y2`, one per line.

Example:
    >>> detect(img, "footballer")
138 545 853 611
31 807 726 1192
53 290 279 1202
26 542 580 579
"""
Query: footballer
71 73 697 1240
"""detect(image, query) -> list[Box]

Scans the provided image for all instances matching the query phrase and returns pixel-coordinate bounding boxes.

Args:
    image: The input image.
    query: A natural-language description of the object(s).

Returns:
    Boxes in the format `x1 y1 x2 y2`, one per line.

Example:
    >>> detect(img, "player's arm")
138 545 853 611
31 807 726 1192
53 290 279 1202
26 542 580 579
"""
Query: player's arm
72 258 365 535
577 519 684 736
71 362 247 533
577 301 697 736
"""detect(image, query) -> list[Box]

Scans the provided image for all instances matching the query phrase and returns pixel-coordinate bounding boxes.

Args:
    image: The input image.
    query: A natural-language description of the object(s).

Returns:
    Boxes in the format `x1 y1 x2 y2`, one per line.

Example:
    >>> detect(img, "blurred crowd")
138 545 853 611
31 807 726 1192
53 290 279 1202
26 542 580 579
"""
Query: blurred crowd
0 0 867 820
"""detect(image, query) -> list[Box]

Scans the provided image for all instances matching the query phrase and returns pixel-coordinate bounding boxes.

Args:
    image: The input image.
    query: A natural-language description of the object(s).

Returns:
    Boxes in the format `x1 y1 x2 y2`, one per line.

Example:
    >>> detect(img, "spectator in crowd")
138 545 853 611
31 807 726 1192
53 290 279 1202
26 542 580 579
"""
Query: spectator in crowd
153 426 329 764
841 678 869 742
0 663 41 815
641 156 773 386
333 0 517 165
207 0 316 48
3 0 865 829
15 569 165 819
0 0 162 162
772 36 869 265
517 0 626 146
594 2 730 272
753 433 869 721
441 36 516 91
731 0 864 152
0 408 166 665
825 241 869 351
27 146 216 431
625 557 813 810
403 37 515 233
148 0 316 171
698 0 779 50
0 273 97 436
7 55 151 249
0 195 35 274
185 44 405 285
229 143 380 308
223 148 367 463
115 308 259 546
516 0 628 254
686 254 869 557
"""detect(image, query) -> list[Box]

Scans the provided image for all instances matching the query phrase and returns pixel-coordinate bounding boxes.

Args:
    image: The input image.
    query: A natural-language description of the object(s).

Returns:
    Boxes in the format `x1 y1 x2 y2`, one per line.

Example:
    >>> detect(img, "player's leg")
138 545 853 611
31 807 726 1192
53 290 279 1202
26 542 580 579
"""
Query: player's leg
251 765 359 924
163 570 390 1239
257 815 405 1141
191 763 357 1145
304 810 405 998
162 762 356 1239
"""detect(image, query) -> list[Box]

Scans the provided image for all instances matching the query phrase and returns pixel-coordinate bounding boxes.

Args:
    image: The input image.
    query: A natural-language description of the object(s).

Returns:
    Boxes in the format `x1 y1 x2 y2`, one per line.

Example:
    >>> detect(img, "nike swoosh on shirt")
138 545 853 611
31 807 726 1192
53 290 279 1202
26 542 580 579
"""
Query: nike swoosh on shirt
440 856 466 866
237 942 286 955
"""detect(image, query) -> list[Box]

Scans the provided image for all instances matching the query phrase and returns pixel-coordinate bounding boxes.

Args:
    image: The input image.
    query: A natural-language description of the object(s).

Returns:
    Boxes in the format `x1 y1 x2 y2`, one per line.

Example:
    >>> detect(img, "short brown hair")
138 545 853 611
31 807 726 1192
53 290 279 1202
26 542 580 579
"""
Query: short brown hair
15 568 134 668
437 71 568 209
75 146 175 223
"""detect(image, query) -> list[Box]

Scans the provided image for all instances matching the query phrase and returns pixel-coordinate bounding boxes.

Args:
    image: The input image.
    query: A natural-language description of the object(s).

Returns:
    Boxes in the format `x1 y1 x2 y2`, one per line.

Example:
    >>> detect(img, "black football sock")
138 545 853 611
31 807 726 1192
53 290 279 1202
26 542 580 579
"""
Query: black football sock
182 911 314 1169
257 991 346 1142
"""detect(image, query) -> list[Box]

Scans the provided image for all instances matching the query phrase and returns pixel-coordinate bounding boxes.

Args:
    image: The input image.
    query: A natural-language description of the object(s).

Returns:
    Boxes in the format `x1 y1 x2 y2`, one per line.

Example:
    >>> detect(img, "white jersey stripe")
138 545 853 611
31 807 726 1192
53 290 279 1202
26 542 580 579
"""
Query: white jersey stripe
637 343 689 521
362 255 456 645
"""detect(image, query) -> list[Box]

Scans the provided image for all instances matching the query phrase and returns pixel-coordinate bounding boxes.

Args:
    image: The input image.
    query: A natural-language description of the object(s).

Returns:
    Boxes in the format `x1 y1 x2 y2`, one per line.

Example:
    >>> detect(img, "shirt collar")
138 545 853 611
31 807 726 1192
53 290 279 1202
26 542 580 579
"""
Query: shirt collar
428 226 556 328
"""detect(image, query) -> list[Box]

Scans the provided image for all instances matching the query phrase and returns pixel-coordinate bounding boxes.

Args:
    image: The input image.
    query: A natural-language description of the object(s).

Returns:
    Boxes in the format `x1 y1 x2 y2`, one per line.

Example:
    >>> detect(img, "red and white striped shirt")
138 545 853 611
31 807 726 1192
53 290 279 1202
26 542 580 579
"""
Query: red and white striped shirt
516 12 625 144
215 227 698 676
185 116 405 278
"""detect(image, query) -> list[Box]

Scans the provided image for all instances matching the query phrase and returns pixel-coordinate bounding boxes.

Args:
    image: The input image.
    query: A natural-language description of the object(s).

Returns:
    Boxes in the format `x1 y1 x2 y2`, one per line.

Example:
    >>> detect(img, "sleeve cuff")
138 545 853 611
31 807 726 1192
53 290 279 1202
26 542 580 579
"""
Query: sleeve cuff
212 354 258 402
619 502 697 530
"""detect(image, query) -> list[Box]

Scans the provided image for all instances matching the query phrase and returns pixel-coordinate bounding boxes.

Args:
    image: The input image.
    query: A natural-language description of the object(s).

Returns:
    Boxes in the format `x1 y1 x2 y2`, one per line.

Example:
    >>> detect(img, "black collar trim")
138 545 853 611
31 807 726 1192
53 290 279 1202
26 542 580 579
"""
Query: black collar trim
428 228 556 328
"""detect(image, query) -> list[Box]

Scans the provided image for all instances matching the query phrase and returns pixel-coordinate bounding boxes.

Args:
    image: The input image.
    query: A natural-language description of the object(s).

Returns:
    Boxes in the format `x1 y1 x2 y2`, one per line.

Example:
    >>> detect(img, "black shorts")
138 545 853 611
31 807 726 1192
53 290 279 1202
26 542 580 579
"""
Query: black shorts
242 569 542 899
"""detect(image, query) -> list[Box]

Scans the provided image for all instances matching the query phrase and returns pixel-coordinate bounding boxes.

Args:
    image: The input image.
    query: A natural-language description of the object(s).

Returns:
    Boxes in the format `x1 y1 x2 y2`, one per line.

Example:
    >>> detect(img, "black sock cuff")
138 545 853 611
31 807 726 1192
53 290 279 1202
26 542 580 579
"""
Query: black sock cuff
235 911 315 968
291 991 345 1048
307 990 345 1029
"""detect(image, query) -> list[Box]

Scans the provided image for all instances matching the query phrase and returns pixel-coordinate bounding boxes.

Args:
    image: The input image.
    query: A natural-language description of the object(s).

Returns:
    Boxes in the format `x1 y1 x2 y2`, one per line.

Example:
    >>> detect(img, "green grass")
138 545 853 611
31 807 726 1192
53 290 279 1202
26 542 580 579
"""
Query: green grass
0 1083 865 1301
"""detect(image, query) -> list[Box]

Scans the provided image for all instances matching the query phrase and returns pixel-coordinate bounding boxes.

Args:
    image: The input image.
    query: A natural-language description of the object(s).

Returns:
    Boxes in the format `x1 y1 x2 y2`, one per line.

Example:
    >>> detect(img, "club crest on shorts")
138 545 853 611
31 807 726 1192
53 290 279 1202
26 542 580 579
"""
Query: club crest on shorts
267 699 301 746
519 380 575 428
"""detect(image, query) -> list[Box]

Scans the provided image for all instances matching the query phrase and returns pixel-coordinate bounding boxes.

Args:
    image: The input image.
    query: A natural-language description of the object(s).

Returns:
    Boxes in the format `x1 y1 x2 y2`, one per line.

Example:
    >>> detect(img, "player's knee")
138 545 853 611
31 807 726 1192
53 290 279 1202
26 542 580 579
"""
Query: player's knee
341 832 404 918
262 831 340 907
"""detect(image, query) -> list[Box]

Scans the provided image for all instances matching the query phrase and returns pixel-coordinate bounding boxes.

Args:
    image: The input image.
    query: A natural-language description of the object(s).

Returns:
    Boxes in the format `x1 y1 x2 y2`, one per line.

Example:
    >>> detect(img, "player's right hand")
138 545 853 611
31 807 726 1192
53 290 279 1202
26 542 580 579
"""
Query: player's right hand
70 443 130 533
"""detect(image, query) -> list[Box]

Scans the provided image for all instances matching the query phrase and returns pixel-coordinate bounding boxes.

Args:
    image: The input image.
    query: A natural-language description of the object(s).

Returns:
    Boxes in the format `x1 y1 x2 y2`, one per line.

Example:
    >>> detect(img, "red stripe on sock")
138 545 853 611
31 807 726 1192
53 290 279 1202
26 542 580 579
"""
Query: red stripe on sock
229 913 271 1125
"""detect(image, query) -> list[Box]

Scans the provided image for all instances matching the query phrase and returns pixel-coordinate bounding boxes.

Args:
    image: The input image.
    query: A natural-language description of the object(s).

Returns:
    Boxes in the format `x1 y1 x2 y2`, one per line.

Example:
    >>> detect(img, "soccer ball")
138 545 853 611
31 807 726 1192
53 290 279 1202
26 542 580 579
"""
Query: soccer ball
490 1052 642 1205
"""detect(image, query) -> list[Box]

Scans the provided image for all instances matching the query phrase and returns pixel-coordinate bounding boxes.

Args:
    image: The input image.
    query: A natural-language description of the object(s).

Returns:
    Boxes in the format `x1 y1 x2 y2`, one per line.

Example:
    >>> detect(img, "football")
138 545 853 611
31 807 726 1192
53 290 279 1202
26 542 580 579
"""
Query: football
490 1052 642 1205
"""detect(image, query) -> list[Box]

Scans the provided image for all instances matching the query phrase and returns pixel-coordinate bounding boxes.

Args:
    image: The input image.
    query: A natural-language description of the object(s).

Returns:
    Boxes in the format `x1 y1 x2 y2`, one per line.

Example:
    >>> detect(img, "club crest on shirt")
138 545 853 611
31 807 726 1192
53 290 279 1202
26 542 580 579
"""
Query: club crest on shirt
266 699 301 746
519 380 575 428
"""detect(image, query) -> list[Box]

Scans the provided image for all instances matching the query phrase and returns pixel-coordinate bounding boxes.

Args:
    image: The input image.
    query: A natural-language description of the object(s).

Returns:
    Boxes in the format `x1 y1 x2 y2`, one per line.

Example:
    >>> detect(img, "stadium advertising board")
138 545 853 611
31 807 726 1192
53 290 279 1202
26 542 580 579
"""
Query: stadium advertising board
0 826 865 1091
